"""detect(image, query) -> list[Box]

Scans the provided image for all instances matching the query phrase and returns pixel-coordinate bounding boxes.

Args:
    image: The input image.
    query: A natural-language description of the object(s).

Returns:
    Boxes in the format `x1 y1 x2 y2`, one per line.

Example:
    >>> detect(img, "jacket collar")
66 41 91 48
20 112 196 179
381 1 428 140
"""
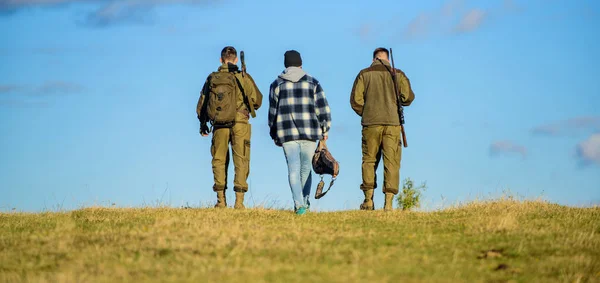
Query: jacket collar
218 62 239 73
371 59 391 67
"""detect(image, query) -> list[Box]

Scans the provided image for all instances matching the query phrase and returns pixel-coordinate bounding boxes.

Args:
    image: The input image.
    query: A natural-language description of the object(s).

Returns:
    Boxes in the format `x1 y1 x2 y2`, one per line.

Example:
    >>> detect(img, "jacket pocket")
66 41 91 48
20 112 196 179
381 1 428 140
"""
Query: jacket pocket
245 124 252 159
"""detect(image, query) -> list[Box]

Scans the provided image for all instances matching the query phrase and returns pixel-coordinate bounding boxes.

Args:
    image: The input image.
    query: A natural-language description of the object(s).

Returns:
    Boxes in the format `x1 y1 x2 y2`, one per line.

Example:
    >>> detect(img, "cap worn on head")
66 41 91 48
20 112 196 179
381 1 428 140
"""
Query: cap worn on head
284 50 302 68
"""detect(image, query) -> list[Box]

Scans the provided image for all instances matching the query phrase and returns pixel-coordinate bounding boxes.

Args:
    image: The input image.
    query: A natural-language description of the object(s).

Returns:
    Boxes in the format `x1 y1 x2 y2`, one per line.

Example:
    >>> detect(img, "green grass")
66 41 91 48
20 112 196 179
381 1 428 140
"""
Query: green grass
1 200 599 282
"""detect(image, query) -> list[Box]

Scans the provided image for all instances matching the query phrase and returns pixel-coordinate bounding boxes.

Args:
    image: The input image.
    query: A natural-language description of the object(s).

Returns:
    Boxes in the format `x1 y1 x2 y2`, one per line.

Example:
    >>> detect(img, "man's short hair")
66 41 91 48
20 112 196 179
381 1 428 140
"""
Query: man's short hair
373 47 389 59
221 46 237 61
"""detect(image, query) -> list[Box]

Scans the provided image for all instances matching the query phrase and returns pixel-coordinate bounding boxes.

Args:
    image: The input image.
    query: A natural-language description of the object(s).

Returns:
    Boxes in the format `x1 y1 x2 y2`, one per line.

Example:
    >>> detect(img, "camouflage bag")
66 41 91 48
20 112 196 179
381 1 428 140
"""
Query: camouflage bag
206 71 238 127
312 140 339 199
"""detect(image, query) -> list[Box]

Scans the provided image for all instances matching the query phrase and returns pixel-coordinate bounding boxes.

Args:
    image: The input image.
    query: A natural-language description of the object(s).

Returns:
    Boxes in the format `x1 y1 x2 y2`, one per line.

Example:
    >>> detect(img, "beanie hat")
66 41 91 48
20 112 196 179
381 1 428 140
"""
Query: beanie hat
284 50 302 68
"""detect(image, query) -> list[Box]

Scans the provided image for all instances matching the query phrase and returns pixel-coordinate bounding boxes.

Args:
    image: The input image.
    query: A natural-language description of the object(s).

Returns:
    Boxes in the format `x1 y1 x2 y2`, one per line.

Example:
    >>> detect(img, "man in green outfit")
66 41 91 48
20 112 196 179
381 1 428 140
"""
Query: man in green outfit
350 47 415 211
196 46 263 209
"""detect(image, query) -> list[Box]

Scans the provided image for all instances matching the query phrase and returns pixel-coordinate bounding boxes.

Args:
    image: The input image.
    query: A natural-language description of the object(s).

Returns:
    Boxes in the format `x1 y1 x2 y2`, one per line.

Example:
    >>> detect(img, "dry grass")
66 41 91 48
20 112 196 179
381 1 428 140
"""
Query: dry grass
1 200 599 282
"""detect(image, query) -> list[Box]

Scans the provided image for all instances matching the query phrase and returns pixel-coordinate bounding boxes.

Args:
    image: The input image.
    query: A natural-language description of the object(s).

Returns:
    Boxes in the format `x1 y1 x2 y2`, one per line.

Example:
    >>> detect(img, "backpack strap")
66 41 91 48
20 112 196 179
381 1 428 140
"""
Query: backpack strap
198 74 213 126
233 74 256 118
315 175 336 200
202 72 220 129
316 140 325 152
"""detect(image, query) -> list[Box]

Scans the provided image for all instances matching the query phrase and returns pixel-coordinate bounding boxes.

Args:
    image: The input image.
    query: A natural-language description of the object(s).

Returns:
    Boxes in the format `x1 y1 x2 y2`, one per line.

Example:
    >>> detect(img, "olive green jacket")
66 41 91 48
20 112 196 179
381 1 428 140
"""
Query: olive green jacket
350 60 415 126
197 63 263 124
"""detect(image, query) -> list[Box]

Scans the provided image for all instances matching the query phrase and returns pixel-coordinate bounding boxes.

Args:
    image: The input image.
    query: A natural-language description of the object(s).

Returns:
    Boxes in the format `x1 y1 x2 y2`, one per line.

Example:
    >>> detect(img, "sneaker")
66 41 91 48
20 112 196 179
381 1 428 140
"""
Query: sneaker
295 207 307 215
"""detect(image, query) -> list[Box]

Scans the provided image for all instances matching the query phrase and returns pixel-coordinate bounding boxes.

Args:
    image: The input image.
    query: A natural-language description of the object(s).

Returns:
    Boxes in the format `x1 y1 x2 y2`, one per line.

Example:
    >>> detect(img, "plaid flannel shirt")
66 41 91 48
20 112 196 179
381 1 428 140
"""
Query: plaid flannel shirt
268 74 331 145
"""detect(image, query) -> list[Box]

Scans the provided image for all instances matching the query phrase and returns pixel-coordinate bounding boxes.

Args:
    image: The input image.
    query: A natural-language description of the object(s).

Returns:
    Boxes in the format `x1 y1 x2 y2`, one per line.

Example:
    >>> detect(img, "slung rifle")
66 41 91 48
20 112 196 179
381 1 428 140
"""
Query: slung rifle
389 48 408 147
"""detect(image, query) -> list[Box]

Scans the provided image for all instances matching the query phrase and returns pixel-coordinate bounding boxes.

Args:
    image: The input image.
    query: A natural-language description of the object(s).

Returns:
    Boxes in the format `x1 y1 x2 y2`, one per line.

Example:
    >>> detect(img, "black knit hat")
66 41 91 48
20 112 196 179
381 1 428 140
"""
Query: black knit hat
284 50 302 68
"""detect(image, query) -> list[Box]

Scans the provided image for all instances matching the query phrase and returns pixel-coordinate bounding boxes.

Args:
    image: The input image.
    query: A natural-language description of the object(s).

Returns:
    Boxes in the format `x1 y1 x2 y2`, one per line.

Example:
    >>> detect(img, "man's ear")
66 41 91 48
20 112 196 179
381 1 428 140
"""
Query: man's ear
234 57 239 64
220 58 223 64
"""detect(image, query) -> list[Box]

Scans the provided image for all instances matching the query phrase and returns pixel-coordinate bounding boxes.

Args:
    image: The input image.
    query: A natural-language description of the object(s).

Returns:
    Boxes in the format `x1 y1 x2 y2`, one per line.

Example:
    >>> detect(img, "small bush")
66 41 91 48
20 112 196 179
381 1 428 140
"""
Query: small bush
397 178 427 210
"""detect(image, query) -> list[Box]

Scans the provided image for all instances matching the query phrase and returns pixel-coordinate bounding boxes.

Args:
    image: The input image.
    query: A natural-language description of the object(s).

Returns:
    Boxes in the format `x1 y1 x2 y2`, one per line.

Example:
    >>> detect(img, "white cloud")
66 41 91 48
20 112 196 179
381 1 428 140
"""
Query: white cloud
502 0 522 13
356 23 373 42
399 0 490 40
403 13 432 39
454 9 486 33
35 81 84 95
576 133 600 166
0 81 84 108
490 140 527 158
0 0 218 27
532 116 600 136
0 84 21 94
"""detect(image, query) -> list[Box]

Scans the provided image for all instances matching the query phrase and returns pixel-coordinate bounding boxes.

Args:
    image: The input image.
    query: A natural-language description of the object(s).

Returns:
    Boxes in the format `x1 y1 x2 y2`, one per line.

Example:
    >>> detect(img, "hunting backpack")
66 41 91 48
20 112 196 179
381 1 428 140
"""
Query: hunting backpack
206 71 238 126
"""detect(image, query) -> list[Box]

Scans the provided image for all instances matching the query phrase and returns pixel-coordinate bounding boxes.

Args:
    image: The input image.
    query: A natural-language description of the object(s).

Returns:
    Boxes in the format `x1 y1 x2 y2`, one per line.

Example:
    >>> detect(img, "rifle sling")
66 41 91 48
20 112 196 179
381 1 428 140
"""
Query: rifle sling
377 58 404 124
233 74 256 118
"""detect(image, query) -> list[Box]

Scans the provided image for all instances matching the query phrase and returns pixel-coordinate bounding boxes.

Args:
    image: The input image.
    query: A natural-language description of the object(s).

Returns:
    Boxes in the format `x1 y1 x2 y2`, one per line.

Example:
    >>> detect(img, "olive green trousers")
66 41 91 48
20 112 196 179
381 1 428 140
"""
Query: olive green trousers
360 125 403 195
211 123 251 192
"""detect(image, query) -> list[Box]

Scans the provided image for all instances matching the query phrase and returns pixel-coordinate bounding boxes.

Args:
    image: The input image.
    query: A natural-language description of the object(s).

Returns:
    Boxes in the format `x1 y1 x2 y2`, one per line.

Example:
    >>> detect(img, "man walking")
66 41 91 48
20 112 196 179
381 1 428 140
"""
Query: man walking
197 46 263 209
350 47 415 211
268 50 331 215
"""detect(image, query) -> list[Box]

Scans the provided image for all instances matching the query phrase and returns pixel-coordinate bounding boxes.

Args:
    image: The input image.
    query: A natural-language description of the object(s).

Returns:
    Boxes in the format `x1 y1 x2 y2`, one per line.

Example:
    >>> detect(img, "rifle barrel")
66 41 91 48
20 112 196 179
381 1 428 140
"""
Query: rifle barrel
390 48 395 71
240 51 246 77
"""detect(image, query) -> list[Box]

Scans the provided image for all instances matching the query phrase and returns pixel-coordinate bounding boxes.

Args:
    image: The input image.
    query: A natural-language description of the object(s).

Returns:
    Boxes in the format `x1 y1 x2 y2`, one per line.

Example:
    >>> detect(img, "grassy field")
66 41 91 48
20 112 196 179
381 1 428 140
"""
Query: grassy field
1 200 599 282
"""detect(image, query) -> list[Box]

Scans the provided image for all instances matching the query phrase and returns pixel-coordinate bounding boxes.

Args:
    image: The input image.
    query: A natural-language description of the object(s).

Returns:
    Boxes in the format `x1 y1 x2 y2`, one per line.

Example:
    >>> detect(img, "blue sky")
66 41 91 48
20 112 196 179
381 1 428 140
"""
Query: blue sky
1 0 599 212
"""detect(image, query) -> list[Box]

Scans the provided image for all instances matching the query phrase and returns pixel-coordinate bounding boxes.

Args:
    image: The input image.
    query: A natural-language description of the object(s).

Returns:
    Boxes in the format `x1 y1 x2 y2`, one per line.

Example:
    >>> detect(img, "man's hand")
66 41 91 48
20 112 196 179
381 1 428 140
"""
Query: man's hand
200 123 210 137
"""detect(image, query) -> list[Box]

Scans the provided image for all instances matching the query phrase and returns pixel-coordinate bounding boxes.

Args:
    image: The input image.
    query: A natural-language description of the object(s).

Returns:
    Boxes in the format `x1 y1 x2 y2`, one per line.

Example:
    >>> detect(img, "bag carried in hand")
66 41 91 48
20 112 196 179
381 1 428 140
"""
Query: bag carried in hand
312 140 339 199
206 72 238 127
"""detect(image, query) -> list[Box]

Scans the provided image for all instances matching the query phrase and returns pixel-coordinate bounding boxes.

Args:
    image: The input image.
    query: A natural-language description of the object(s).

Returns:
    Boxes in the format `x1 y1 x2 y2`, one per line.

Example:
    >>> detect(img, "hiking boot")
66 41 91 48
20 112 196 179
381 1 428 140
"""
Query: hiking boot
360 189 374 210
234 192 245 209
214 191 227 208
384 193 394 211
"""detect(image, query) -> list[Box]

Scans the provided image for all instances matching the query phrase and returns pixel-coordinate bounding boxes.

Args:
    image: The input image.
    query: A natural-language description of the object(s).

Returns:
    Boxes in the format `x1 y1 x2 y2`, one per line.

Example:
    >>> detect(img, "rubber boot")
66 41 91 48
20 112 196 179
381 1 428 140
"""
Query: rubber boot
234 192 245 209
214 191 227 208
384 193 394 211
360 189 374 210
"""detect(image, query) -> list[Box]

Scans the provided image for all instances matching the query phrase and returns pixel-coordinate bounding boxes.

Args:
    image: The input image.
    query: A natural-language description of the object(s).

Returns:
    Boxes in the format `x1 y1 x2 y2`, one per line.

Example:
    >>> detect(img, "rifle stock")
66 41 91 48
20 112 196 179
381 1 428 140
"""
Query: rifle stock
389 48 408 148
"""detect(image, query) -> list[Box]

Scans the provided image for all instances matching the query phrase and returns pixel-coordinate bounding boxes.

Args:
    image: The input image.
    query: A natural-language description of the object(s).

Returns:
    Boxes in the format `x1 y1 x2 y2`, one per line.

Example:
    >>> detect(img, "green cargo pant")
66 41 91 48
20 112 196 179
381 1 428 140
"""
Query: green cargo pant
360 125 403 195
211 123 251 192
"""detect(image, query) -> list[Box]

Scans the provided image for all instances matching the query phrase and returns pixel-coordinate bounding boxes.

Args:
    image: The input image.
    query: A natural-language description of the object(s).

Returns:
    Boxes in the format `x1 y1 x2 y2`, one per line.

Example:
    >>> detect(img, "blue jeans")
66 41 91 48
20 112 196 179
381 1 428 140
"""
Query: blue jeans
282 140 317 210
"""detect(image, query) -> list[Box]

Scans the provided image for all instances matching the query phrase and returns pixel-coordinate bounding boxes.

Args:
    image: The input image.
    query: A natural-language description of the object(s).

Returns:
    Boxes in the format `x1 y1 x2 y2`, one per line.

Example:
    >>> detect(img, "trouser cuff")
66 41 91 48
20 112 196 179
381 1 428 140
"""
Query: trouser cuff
360 184 375 191
233 186 248 193
383 188 399 195
213 185 227 192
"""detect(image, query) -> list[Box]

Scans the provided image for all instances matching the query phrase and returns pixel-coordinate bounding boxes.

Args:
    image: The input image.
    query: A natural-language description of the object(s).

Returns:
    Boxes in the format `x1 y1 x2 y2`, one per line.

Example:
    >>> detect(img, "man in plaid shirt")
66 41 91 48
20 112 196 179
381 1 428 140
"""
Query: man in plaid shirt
268 50 331 215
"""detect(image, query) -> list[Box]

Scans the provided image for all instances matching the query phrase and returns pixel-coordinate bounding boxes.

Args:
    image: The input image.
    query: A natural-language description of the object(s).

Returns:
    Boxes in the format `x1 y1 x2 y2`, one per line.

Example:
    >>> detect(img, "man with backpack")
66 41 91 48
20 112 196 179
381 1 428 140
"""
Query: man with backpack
350 47 415 211
196 46 263 209
268 50 332 215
